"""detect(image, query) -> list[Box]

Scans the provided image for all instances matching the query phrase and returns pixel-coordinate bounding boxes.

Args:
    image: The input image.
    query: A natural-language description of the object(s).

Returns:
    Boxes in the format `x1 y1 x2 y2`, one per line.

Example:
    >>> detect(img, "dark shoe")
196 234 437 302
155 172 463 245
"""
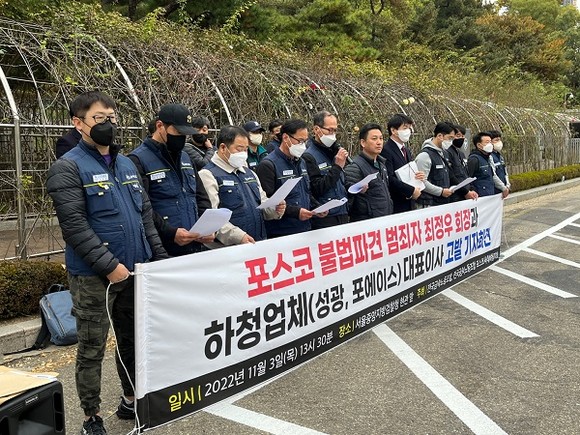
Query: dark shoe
116 396 135 420
80 415 107 435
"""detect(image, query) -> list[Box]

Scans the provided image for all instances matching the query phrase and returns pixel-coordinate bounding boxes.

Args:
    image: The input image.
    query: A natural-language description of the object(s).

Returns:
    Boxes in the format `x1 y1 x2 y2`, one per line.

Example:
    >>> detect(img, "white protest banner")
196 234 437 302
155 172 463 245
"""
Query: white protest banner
135 195 503 431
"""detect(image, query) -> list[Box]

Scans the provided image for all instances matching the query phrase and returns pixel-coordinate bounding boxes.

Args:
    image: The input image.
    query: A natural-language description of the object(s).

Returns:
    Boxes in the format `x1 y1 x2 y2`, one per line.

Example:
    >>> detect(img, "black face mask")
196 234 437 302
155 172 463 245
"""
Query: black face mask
90 120 117 147
192 133 207 145
166 133 186 153
452 138 465 148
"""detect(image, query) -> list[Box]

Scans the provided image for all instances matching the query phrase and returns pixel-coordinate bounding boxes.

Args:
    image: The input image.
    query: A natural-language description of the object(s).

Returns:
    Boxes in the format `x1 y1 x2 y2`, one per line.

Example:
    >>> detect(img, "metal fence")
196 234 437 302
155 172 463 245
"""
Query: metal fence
0 18 579 259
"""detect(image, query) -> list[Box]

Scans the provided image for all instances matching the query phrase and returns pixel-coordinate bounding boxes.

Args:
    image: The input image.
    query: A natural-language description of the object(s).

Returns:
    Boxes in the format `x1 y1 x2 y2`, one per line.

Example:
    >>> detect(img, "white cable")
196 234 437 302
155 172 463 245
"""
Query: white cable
105 280 144 434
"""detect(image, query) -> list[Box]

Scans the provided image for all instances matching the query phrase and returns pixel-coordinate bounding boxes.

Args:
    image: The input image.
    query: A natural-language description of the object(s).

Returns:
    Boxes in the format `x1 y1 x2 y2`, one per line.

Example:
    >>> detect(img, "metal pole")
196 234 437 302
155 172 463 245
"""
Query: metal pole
0 65 26 258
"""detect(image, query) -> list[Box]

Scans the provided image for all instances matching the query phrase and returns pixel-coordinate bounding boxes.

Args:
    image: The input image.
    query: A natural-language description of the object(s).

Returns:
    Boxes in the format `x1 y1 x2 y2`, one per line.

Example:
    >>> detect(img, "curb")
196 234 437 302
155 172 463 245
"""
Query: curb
505 177 580 206
0 318 41 356
2 178 579 356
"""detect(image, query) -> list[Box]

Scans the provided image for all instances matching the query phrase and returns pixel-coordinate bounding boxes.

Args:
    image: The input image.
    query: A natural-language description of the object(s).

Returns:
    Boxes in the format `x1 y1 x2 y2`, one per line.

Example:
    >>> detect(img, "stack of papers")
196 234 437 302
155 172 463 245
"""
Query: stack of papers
395 162 425 190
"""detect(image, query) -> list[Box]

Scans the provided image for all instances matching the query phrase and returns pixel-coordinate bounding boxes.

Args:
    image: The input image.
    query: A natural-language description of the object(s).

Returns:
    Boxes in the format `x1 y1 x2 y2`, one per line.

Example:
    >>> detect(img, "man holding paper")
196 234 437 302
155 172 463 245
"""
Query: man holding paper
303 111 349 229
382 113 424 213
199 125 285 247
415 122 478 209
345 123 393 222
129 103 214 256
256 119 325 238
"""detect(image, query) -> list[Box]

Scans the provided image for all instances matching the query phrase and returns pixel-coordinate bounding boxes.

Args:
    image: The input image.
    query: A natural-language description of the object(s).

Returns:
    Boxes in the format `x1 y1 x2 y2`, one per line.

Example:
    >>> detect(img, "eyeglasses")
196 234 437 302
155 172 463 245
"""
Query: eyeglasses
319 126 338 134
81 114 118 124
288 134 308 145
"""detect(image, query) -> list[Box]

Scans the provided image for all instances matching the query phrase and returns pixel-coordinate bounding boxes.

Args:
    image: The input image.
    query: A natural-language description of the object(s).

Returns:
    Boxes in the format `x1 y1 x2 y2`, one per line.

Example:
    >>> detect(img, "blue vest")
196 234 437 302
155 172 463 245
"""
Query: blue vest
205 162 267 241
130 139 198 230
416 147 451 206
490 151 507 193
303 144 348 217
263 148 311 236
469 151 495 197
63 143 152 275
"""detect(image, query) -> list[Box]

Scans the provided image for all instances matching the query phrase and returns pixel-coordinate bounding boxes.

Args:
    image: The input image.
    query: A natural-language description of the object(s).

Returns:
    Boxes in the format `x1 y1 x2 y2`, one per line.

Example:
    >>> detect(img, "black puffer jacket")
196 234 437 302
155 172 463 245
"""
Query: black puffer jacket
46 141 168 278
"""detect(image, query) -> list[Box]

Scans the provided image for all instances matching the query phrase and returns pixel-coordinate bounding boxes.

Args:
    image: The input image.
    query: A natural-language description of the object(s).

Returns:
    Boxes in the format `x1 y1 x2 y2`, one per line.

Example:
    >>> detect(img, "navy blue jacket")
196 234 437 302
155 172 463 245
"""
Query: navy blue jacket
47 140 167 276
256 148 312 237
468 150 495 197
205 162 267 241
129 137 209 256
490 151 508 193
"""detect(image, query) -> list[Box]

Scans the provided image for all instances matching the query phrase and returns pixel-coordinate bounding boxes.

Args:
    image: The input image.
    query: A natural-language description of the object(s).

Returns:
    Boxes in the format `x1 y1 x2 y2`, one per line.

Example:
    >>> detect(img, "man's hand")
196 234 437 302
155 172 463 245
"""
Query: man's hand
241 234 256 244
298 208 314 221
174 228 200 246
275 200 286 217
196 233 216 244
465 190 478 200
334 148 349 168
107 263 130 284
441 188 453 198
411 187 421 200
502 188 509 199
414 171 426 181
204 139 213 150
314 210 329 218
359 184 369 194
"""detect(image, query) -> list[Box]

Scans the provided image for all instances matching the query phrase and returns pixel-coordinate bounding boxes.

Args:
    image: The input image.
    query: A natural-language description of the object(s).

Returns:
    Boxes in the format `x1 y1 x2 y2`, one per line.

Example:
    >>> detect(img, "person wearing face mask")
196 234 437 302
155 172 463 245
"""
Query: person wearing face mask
183 116 215 171
447 124 478 203
243 120 269 169
266 119 283 153
256 119 326 238
382 113 425 213
129 104 214 257
302 111 349 229
467 131 496 197
199 125 286 247
46 92 169 435
488 130 510 199
415 122 477 208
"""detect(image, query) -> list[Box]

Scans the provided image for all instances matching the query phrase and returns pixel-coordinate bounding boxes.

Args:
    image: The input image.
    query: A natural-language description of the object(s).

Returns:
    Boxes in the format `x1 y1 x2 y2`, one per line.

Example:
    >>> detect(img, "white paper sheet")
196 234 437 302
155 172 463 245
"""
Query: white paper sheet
189 208 232 236
311 198 347 214
450 177 476 192
347 173 378 194
257 176 302 210
395 161 425 190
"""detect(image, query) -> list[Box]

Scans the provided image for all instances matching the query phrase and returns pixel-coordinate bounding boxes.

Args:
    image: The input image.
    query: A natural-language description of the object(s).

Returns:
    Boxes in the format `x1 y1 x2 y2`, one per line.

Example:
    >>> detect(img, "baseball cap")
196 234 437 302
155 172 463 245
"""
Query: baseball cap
243 121 265 133
157 104 196 135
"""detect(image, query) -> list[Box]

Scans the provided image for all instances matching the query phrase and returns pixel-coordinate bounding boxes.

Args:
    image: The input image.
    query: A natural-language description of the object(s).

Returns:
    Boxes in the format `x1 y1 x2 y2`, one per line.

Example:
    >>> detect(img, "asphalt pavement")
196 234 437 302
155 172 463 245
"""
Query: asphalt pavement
2 177 580 435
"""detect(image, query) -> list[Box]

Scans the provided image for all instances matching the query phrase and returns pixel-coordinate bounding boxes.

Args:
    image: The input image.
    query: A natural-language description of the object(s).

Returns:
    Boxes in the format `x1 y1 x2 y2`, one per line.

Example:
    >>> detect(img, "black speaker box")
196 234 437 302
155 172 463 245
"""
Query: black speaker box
0 380 65 435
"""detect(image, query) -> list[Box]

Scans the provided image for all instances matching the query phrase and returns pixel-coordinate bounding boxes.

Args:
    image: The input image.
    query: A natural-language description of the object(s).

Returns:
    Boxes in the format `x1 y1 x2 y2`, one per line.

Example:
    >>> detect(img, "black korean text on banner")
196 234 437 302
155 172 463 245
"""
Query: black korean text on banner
134 195 501 431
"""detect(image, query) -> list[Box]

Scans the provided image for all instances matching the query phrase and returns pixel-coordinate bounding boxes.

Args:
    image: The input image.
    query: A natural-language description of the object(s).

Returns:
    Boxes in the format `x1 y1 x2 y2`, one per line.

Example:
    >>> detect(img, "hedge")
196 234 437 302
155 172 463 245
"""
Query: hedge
0 260 68 320
509 165 580 192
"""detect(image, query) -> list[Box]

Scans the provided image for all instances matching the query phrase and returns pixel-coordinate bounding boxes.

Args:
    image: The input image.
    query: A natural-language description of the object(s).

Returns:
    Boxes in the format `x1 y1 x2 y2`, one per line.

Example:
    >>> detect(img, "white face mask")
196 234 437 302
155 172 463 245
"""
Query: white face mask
397 128 412 143
227 150 248 168
482 143 494 153
249 133 263 146
493 140 503 152
442 139 453 150
320 133 336 148
289 142 307 158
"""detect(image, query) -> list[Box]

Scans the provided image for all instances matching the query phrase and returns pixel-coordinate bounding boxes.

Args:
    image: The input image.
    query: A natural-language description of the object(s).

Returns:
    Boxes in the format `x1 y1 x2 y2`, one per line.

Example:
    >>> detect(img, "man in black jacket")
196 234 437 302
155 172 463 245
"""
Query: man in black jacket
302 111 349 229
381 113 422 213
46 91 168 435
447 124 473 202
345 123 393 221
